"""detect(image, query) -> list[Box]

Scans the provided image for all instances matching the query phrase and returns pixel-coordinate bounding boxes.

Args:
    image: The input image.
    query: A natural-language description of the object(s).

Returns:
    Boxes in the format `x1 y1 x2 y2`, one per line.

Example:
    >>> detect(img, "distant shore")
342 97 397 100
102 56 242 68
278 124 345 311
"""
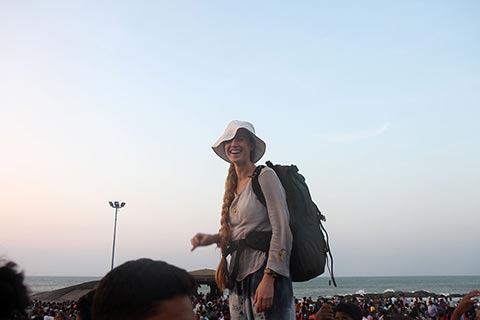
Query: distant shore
26 274 479 302
30 280 468 302
31 280 99 302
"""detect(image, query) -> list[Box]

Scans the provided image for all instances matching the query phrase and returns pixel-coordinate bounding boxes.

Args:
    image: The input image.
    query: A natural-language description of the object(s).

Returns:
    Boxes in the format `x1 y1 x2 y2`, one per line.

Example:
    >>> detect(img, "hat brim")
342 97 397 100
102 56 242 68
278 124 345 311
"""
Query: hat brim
212 127 266 163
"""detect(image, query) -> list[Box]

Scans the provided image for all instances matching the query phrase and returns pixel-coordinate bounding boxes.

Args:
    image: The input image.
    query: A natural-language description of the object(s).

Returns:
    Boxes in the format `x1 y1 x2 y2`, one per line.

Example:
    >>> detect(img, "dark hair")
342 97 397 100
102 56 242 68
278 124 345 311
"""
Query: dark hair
0 260 30 320
92 258 195 320
77 289 95 320
336 302 363 320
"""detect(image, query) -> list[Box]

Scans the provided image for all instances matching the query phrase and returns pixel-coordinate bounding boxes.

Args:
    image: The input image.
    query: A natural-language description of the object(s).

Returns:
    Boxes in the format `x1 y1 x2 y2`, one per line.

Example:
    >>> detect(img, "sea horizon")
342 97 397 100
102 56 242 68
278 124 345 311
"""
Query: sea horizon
25 275 480 297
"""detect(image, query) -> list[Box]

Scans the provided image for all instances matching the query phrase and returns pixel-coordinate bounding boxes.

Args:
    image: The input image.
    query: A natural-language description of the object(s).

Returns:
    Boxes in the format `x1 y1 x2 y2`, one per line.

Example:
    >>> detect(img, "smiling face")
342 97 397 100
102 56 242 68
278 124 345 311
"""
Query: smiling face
223 128 255 165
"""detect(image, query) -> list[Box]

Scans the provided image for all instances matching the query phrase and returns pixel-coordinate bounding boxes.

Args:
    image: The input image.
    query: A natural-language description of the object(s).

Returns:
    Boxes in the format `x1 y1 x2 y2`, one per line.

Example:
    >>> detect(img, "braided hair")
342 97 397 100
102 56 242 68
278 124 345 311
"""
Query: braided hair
215 163 237 290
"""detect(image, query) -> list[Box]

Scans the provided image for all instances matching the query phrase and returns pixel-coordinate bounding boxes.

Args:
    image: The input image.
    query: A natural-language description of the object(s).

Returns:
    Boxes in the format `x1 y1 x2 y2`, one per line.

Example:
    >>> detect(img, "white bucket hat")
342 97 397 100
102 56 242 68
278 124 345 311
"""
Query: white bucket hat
212 120 266 163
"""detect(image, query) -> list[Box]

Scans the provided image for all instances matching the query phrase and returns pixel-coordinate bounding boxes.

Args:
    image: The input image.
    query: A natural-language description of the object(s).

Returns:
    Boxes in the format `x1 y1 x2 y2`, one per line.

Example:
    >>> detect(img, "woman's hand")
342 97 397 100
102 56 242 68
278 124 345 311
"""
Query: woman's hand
190 233 219 251
254 274 275 313
452 290 480 320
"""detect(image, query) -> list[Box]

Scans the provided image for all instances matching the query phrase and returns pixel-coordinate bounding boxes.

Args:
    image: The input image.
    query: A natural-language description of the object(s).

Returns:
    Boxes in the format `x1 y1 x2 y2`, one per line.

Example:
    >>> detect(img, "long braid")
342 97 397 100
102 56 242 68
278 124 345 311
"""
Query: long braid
215 163 237 290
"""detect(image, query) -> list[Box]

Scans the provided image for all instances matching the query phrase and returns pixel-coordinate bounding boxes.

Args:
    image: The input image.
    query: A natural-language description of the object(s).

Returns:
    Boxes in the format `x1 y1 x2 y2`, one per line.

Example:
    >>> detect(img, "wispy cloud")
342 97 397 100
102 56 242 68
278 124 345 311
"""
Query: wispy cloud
320 122 391 144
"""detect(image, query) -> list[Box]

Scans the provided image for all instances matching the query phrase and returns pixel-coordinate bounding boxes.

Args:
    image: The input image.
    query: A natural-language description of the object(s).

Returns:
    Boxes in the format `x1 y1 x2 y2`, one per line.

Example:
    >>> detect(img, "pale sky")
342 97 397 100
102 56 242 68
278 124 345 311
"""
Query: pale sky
1 1 479 278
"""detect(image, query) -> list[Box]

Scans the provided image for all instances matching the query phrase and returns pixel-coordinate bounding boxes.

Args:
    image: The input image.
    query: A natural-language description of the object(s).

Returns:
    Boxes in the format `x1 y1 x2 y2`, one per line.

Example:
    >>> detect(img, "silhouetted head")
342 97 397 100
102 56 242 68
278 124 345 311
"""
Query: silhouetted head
0 260 30 320
76 289 95 320
92 258 196 320
335 302 363 320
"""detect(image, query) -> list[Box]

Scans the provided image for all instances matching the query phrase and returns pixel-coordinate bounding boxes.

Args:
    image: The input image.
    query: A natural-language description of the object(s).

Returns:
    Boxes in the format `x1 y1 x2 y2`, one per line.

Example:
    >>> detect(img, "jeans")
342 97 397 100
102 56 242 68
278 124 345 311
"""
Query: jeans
229 267 295 320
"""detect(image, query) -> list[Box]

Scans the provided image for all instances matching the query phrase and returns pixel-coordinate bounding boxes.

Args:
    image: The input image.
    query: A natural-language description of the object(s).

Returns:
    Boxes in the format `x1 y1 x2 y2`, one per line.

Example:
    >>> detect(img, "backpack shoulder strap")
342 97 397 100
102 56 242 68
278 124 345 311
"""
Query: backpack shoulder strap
251 165 266 207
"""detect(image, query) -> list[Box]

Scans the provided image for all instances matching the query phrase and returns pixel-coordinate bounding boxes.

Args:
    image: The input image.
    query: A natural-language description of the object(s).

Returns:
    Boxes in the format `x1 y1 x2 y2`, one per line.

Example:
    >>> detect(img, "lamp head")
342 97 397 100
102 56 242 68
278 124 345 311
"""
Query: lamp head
109 201 114 208
120 202 126 208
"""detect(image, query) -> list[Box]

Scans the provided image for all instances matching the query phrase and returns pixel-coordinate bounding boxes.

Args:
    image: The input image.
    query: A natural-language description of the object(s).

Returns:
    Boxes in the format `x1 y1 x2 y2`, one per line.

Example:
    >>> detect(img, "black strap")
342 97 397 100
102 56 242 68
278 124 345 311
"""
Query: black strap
251 161 280 207
319 219 337 287
224 231 272 289
251 165 266 206
224 240 246 290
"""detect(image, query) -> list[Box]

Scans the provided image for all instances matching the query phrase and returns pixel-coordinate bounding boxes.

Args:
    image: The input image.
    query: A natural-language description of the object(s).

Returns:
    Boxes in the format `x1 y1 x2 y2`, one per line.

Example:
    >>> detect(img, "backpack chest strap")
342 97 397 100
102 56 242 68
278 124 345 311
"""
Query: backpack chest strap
251 165 266 207
223 231 272 289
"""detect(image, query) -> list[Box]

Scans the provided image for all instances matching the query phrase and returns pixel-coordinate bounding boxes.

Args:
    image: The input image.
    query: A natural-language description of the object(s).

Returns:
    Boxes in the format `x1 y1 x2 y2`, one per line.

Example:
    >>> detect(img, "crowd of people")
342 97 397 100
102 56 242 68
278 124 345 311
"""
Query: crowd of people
295 295 465 320
17 289 480 320
18 292 480 320
26 300 76 319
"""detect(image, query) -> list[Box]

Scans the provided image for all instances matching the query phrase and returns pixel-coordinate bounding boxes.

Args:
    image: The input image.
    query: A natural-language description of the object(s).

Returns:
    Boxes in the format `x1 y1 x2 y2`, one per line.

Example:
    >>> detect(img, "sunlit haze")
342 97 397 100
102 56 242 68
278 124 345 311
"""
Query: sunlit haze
1 1 479 278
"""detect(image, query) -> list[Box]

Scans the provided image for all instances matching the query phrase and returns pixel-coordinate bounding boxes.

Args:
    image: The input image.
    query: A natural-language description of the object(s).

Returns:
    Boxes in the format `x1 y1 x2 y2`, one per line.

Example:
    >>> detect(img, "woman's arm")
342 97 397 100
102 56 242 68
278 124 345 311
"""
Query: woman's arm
257 168 293 277
190 233 220 251
254 167 293 312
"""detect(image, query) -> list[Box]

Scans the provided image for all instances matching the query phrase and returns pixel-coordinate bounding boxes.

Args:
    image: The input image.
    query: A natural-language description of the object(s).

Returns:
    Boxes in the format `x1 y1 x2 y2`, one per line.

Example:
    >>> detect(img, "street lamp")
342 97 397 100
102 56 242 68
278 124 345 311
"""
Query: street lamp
108 201 126 270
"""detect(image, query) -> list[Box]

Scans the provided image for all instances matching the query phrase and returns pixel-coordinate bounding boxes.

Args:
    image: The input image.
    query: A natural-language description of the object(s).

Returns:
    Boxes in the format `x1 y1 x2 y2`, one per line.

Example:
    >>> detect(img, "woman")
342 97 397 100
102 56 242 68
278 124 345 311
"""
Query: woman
191 120 294 319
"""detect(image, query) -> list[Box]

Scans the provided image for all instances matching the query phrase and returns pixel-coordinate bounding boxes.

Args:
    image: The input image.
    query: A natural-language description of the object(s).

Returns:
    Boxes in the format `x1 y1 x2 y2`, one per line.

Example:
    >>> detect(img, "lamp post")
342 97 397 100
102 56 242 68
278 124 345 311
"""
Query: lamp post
108 201 125 270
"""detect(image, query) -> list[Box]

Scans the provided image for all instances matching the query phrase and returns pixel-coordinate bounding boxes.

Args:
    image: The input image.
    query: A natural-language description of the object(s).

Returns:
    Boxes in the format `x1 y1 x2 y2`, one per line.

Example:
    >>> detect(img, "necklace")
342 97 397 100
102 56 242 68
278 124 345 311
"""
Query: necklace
233 195 240 217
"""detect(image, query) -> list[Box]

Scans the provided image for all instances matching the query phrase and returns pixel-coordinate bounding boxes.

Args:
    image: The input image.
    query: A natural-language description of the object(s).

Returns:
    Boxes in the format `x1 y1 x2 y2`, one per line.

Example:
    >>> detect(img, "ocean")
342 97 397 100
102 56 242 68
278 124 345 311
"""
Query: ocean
25 275 480 297
292 275 480 298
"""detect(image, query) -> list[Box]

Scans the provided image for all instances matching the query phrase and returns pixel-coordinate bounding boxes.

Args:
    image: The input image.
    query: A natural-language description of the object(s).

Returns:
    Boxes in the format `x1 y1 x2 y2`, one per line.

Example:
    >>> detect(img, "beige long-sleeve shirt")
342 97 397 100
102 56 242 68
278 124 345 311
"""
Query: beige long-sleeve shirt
229 166 292 281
